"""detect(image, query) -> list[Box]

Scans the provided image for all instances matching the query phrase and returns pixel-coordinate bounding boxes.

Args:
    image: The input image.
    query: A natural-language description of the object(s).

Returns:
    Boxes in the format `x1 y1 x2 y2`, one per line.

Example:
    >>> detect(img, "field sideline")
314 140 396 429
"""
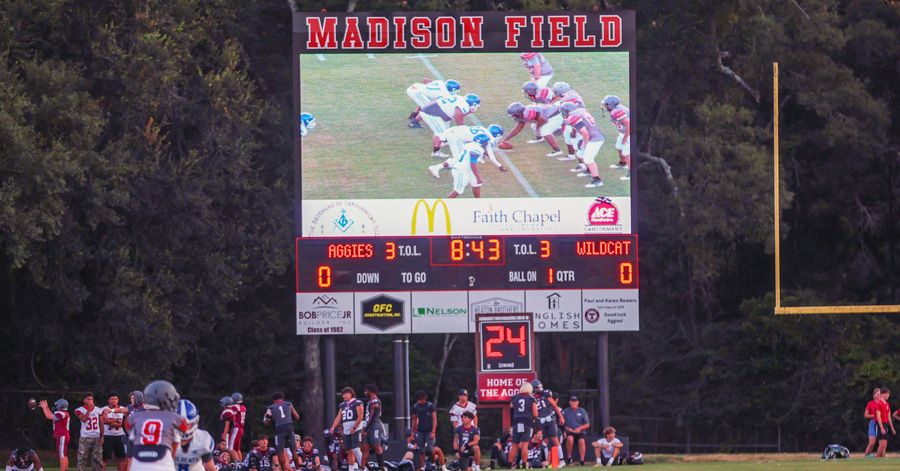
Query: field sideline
16 453 900 471
299 52 631 200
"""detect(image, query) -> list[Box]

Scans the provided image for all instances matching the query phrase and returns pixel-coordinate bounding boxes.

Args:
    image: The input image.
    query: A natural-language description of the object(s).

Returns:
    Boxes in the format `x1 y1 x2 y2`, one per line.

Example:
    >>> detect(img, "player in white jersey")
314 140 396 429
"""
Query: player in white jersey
99 392 128 471
448 142 487 198
418 94 481 157
428 125 506 178
300 113 315 137
174 400 218 471
407 79 461 129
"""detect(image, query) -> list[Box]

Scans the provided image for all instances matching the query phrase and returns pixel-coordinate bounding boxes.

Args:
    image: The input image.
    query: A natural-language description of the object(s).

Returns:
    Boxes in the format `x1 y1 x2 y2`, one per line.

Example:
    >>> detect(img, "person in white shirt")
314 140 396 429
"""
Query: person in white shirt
449 389 479 471
74 393 103 471
591 427 623 467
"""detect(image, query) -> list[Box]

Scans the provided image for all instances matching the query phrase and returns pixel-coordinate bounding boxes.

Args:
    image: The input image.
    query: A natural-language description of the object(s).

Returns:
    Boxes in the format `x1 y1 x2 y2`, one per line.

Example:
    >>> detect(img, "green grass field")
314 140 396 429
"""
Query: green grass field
299 52 631 200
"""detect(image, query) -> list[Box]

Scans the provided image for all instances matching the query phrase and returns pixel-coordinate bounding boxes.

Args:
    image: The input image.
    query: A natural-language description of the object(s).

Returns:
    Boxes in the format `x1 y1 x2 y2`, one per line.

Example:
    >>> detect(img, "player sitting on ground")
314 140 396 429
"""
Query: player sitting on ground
452 412 480 471
7 448 43 471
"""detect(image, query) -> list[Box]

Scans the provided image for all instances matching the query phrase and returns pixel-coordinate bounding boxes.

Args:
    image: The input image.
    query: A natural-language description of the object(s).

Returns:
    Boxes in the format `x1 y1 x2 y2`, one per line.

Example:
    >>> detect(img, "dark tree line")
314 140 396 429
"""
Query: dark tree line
1 0 899 453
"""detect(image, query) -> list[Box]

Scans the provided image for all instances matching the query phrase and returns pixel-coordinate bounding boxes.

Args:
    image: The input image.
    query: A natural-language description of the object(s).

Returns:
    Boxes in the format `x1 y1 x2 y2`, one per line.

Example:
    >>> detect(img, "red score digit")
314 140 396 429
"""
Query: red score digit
451 239 464 261
488 239 501 260
540 240 551 258
506 325 527 355
386 242 396 260
471 240 484 259
317 266 332 288
484 325 504 357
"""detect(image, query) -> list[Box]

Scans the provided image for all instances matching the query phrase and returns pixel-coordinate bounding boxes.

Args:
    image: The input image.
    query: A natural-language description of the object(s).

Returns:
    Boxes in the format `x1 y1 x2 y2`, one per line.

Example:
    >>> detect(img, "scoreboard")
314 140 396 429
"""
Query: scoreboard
297 235 637 292
293 10 638 335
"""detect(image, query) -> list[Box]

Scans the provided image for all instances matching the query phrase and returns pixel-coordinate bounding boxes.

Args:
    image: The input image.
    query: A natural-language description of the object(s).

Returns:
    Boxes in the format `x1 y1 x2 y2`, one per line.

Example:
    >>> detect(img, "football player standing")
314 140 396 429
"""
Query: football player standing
127 381 190 471
448 140 489 199
74 392 103 471
360 384 386 471
561 103 606 188
264 392 302 471
229 393 247 462
550 83 586 163
602 95 632 181
39 399 70 471
331 387 365 471
519 53 554 88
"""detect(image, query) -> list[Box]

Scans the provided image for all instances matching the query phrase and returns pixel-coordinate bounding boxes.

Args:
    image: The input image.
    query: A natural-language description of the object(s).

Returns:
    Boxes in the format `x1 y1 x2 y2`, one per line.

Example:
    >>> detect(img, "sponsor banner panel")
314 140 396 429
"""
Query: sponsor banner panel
468 291 526 331
525 289 583 332
477 372 537 403
581 289 639 331
355 292 412 334
411 291 470 333
297 292 355 335
301 197 632 237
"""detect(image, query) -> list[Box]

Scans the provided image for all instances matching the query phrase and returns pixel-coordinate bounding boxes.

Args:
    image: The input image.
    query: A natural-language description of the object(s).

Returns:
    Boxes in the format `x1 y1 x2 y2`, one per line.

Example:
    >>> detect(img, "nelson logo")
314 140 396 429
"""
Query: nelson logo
587 197 619 225
412 199 451 235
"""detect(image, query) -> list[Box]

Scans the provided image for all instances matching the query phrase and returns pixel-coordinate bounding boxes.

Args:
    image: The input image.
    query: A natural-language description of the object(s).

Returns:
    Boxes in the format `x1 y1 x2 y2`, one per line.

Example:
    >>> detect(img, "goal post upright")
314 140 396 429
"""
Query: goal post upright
773 62 900 315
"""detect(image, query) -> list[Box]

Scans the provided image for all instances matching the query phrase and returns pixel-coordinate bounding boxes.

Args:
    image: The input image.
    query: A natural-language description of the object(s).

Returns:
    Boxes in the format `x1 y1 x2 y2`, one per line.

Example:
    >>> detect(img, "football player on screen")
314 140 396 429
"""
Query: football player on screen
499 103 564 157
300 113 315 137
521 82 554 143
448 141 488 199
520 53 554 88
428 125 506 178
602 95 632 181
407 79 461 129
550 83 586 162
418 94 481 158
560 103 606 188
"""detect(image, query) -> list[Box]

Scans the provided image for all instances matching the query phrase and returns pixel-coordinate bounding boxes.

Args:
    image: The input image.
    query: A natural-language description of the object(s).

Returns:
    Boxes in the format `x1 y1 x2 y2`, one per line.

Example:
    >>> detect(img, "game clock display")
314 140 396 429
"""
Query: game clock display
296 234 638 292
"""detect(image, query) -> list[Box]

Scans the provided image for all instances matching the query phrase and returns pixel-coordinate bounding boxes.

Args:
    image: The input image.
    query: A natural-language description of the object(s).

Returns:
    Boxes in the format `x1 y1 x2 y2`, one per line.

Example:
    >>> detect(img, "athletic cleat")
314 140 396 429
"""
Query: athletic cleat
408 120 424 129
620 171 631 181
610 162 628 169
585 177 604 188
569 164 587 173
431 151 450 158
526 137 545 144
428 165 441 178
557 155 576 161
546 149 563 157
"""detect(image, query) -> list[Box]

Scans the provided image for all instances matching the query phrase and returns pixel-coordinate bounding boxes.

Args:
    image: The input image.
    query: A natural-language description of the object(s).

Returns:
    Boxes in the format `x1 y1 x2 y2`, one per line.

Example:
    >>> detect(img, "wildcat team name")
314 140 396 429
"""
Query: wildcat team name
303 14 623 50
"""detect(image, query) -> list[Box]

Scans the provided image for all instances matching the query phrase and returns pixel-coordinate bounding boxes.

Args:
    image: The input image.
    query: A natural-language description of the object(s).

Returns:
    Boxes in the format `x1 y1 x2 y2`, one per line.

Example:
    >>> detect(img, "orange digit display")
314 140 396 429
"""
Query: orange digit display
386 242 396 260
484 325 505 357
317 266 332 288
451 239 464 261
540 240 551 258
620 262 633 284
488 239 501 260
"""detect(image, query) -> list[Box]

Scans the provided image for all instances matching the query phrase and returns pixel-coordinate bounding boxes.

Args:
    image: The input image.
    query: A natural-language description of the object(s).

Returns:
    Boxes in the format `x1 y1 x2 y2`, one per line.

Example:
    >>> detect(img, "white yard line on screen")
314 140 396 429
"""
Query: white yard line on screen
413 53 539 198
316 54 326 61
367 54 375 59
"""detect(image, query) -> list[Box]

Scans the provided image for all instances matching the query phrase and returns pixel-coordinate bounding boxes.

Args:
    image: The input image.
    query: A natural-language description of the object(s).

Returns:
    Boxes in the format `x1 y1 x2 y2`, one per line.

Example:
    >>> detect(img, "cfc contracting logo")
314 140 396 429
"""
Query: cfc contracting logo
587 198 619 225
412 199 451 235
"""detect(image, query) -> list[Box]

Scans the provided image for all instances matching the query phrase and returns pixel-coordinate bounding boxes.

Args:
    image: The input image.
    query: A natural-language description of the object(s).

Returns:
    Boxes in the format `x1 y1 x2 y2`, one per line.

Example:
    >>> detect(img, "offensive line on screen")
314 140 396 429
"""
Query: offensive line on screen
414 53 540 198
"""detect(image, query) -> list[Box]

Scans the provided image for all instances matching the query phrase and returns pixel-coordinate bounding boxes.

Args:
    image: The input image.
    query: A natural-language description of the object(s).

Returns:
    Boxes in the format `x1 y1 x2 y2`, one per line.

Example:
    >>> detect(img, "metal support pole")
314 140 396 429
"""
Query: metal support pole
534 332 541 380
323 336 337 420
404 335 411 431
393 335 406 440
598 332 610 428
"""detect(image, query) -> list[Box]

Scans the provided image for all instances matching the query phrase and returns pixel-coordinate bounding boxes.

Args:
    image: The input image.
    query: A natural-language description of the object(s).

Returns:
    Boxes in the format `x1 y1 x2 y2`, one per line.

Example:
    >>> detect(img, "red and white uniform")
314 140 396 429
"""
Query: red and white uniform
526 87 554 104
75 405 102 438
227 404 246 451
522 53 554 88
608 104 631 156
521 105 563 137
53 410 71 458
556 91 586 148
565 109 605 164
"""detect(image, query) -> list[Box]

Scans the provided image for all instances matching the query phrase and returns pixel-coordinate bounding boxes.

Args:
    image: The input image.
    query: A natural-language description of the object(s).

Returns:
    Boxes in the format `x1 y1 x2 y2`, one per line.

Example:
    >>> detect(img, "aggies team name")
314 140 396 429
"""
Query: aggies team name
305 14 623 50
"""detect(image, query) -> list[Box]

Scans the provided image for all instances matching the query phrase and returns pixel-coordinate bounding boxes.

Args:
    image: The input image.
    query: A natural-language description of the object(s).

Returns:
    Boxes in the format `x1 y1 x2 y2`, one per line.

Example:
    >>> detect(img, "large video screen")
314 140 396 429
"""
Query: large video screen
294 12 638 335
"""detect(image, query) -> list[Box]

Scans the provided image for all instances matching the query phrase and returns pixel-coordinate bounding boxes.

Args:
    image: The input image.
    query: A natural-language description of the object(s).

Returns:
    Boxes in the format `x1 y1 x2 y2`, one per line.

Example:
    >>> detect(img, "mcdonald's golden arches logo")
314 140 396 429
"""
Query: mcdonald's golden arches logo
411 199 451 235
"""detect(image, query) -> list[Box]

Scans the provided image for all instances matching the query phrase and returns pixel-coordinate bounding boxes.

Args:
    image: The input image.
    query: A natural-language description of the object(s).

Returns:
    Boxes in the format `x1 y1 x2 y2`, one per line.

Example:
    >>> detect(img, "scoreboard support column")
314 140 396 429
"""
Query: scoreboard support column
392 334 408 440
598 332 610 428
324 336 337 419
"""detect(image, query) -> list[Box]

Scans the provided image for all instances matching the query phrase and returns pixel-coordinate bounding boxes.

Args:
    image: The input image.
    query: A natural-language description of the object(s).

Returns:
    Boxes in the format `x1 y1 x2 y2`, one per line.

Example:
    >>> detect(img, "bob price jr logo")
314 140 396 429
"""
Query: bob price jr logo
587 197 619 226
302 13 623 51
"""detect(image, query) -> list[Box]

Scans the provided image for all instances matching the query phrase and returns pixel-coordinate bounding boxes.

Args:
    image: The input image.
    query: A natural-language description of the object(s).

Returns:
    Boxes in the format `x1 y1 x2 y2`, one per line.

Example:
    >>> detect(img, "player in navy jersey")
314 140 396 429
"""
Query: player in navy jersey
7 448 43 471
299 437 329 471
410 391 437 471
246 436 278 471
525 432 548 469
264 392 301 471
531 381 564 465
360 384 386 471
508 383 537 469
452 412 480 471
331 387 365 471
